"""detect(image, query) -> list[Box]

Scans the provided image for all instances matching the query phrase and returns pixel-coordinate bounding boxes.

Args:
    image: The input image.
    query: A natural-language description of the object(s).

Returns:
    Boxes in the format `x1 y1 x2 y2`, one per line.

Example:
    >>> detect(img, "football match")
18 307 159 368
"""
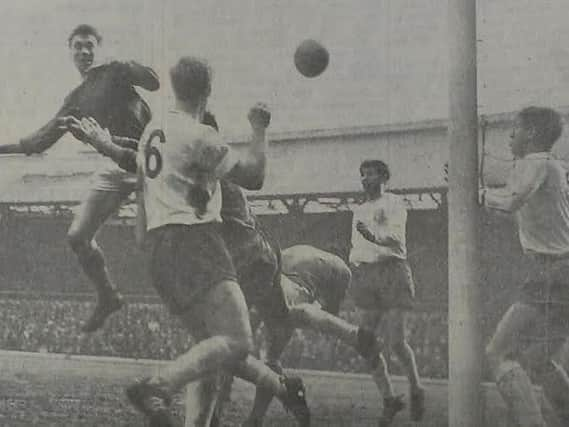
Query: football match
1 1 569 426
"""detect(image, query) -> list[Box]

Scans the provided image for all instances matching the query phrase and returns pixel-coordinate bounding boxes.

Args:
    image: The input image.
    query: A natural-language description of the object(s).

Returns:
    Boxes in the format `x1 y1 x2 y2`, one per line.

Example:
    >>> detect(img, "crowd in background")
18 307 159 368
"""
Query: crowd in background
0 297 447 378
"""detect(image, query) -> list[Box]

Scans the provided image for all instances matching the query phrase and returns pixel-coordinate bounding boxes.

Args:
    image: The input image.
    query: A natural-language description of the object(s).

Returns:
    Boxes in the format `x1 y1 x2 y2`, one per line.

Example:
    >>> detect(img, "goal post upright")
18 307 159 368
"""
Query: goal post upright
447 0 483 425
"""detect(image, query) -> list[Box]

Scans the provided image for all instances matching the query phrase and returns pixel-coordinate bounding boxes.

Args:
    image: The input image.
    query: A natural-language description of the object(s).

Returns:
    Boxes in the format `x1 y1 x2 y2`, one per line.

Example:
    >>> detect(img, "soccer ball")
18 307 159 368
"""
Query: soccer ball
294 39 329 78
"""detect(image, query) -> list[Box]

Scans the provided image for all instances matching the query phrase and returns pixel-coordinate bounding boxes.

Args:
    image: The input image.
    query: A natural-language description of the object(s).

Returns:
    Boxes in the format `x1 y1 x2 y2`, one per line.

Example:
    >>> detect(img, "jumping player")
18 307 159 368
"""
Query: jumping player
483 106 569 426
0 24 159 332
70 56 310 427
349 159 425 425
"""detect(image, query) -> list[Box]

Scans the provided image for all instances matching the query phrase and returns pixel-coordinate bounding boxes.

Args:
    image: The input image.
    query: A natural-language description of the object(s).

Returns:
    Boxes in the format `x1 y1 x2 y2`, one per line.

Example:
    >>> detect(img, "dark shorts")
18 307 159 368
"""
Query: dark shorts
149 223 237 316
350 258 415 312
518 255 569 346
222 222 280 306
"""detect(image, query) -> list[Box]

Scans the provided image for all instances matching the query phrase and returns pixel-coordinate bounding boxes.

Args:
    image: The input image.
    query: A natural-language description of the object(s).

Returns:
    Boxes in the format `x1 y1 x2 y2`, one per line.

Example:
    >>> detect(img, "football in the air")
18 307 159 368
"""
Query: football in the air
294 39 329 78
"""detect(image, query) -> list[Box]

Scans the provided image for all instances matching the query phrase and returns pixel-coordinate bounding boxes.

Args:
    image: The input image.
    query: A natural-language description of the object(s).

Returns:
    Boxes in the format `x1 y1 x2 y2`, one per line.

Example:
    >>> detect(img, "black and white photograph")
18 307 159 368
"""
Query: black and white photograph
0 1 569 426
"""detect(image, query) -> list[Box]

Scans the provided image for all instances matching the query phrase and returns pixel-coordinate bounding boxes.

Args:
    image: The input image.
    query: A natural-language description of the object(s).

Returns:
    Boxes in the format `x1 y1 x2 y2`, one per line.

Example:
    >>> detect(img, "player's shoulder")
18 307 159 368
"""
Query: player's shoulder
145 112 217 141
384 191 403 201
516 152 553 175
171 112 219 137
84 60 124 79
383 192 407 208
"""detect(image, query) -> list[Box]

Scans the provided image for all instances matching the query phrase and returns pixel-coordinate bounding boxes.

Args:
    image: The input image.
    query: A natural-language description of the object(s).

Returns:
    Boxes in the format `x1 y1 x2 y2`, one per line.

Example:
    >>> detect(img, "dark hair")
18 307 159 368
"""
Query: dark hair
518 106 563 151
360 159 390 181
170 56 212 103
202 111 219 131
68 24 102 46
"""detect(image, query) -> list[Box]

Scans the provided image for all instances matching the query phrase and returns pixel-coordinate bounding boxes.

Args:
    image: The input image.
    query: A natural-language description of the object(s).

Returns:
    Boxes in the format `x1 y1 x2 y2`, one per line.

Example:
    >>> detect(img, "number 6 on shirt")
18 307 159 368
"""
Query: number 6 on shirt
144 129 165 179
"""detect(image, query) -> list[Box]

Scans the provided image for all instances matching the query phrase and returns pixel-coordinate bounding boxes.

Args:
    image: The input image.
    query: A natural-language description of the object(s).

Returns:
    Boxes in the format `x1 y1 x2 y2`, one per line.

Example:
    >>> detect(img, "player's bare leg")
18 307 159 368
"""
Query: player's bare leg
182 324 225 427
385 309 425 421
486 302 546 427
521 337 569 424
359 309 403 426
209 310 264 426
539 360 569 424
128 280 309 427
184 373 223 427
289 303 360 344
67 189 127 332
243 319 294 427
288 302 395 398
128 280 253 427
234 354 310 426
210 373 233 427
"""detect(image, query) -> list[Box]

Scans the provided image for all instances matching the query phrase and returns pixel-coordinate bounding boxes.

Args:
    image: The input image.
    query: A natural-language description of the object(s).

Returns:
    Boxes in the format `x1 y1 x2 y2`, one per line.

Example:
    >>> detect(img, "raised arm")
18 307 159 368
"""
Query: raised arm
223 103 271 190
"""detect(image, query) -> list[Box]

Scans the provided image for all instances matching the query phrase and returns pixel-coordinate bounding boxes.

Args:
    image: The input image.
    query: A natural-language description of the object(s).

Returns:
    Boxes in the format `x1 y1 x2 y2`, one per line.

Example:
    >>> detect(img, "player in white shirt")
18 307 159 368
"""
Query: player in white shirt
349 160 424 426
71 57 310 427
483 106 569 426
68 108 311 426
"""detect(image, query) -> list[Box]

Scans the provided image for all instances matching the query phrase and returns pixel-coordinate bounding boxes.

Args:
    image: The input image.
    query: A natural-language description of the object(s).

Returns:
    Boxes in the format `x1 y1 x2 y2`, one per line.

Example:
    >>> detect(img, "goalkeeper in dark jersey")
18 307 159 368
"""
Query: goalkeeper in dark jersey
0 24 159 332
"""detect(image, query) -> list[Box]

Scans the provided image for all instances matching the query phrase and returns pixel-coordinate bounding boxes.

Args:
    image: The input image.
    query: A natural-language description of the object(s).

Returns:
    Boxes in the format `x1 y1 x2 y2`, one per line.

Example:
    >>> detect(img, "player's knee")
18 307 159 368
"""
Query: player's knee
288 304 313 326
391 336 408 355
388 321 408 352
486 343 506 375
356 327 382 360
66 229 89 253
485 343 497 365
227 334 254 360
486 338 501 361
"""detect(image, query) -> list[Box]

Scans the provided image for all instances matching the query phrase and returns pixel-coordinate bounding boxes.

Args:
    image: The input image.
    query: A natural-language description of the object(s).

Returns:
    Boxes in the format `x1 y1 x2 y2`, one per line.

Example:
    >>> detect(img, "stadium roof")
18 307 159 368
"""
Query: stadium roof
2 0 569 140
2 1 569 204
0 108 546 205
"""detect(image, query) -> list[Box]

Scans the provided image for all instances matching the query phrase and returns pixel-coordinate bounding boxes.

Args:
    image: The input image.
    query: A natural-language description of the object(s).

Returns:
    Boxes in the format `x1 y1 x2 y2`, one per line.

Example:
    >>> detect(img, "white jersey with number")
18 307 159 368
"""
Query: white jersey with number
139 110 236 231
349 192 408 265
486 152 569 256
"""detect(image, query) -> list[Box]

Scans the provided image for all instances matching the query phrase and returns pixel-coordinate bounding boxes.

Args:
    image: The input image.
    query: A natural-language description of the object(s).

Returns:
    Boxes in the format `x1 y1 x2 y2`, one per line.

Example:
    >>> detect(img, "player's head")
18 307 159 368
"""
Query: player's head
68 24 102 76
510 107 563 158
170 57 212 111
360 159 390 197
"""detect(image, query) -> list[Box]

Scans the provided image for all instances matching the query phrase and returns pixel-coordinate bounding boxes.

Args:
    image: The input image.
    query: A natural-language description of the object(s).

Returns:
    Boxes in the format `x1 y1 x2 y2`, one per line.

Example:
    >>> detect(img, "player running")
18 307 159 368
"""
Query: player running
349 159 425 425
0 24 159 332
69 56 310 427
482 106 569 427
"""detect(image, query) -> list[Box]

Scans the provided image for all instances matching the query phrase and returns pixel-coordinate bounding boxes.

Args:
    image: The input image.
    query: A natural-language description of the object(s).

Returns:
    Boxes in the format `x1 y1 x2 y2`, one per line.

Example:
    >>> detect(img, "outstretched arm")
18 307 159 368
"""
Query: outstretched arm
67 117 138 173
483 158 547 213
13 113 71 155
0 143 27 154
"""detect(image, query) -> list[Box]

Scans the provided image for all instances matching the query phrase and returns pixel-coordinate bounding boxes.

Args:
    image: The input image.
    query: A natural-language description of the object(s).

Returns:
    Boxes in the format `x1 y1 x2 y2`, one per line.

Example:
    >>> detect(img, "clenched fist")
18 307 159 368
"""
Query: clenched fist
248 102 271 131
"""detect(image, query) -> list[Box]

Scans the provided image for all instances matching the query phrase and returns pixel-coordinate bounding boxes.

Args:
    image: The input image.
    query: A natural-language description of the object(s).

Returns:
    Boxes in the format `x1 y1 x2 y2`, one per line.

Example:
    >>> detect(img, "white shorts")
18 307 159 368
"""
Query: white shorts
90 165 137 195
